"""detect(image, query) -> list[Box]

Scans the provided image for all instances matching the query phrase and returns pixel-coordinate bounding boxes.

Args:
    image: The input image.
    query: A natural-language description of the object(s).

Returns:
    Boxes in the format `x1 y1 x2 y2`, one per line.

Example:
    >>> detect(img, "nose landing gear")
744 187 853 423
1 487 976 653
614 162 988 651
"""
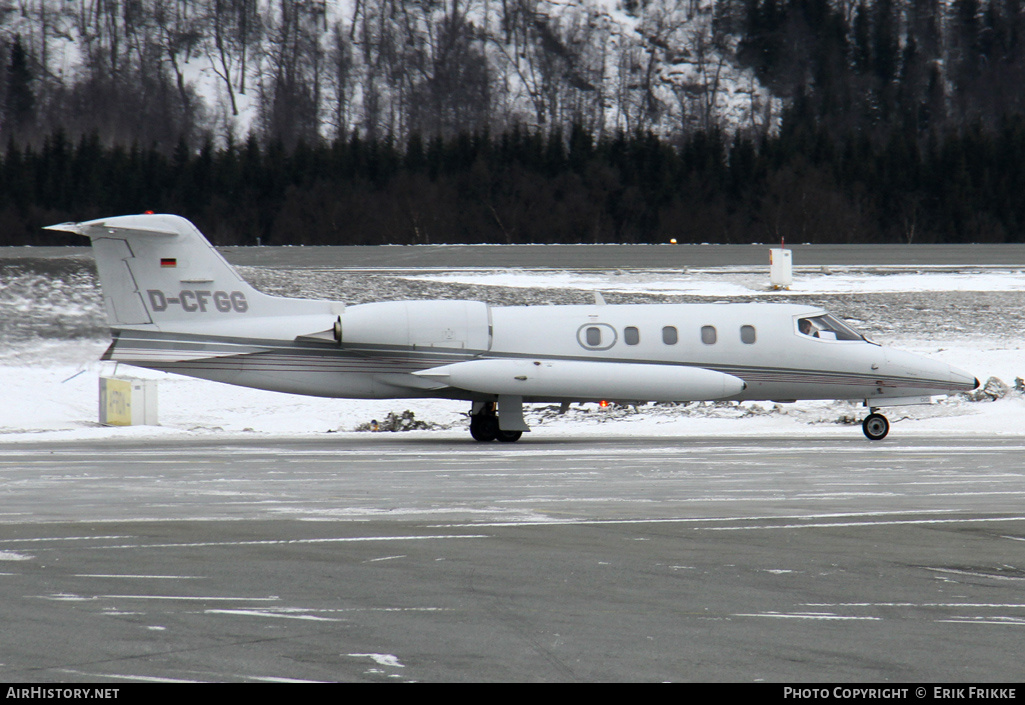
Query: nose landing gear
862 411 890 440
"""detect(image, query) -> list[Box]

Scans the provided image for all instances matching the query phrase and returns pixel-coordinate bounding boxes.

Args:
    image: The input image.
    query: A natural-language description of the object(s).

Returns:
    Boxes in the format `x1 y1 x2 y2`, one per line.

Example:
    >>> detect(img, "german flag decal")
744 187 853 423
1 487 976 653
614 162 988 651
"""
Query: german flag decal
160 258 177 268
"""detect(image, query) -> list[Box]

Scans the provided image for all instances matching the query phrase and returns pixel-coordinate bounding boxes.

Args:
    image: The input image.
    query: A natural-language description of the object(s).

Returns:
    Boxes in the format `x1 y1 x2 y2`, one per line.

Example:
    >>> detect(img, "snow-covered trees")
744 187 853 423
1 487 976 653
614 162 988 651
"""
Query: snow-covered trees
0 0 779 147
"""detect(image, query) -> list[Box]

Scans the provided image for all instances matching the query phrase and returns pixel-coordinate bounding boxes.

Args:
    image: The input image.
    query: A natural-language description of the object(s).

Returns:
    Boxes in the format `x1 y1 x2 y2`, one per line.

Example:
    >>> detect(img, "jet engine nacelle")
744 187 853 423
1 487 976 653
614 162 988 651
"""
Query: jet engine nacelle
336 300 491 351
414 358 746 402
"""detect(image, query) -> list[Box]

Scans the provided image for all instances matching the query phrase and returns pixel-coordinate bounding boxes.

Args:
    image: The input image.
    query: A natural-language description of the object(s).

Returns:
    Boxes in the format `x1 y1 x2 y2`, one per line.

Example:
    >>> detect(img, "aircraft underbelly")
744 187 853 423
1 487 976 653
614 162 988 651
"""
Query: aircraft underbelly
729 367 956 401
735 380 877 401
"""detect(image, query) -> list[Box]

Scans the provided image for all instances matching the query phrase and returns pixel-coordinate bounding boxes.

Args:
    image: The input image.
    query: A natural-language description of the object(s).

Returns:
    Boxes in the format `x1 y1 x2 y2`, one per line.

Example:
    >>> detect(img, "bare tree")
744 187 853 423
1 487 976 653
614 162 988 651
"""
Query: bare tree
260 0 324 146
152 0 204 131
405 2 493 136
208 0 262 120
326 19 354 139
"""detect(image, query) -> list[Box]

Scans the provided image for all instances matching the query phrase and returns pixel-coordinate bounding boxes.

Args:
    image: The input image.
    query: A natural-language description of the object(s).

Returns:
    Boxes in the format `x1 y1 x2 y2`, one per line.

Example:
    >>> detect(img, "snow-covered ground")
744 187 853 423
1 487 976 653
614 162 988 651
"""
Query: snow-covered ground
395 266 1025 297
1 264 1022 444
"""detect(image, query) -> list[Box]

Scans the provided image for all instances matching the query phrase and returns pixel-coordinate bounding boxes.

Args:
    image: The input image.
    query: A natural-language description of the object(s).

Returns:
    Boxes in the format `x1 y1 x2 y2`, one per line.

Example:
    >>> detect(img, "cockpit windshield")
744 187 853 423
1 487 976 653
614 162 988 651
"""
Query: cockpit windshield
796 314 867 342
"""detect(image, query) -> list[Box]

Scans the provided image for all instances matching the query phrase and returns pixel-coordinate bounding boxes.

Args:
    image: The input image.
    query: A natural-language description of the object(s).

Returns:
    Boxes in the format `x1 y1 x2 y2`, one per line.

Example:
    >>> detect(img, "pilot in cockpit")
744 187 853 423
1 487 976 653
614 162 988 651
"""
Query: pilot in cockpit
797 314 868 342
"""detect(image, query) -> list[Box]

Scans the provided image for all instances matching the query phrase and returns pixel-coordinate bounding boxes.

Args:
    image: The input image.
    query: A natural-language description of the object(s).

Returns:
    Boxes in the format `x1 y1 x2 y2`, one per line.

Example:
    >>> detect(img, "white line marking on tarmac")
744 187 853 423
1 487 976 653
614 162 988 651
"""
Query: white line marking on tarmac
57 670 204 683
703 516 1025 531
432 512 1025 530
206 609 341 622
249 676 329 683
938 618 1025 626
74 574 206 579
734 612 882 621
0 536 131 543
806 603 1025 608
924 567 1025 581
38 593 278 602
101 594 279 601
83 534 490 550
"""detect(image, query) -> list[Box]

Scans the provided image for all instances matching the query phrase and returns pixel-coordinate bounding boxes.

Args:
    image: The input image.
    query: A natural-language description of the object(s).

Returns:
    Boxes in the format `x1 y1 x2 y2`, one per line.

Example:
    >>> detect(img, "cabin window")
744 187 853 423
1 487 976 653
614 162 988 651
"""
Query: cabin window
662 326 678 345
577 323 617 350
701 325 717 345
624 326 640 345
740 325 756 344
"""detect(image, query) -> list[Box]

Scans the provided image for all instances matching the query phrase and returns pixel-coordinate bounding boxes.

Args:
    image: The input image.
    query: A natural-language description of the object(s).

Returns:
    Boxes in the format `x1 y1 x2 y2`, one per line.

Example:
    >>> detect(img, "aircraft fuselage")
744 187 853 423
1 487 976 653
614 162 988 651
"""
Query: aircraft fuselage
103 300 974 407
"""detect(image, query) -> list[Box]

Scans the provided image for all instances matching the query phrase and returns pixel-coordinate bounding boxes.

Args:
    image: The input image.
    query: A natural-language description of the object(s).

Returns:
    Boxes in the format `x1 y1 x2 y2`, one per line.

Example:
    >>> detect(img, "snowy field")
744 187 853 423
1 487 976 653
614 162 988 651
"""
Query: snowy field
1 258 1023 443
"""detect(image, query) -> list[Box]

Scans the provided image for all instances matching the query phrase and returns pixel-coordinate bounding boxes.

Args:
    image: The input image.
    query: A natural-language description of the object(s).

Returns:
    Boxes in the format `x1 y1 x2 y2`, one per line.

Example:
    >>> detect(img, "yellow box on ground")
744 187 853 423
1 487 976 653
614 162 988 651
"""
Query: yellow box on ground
99 377 158 426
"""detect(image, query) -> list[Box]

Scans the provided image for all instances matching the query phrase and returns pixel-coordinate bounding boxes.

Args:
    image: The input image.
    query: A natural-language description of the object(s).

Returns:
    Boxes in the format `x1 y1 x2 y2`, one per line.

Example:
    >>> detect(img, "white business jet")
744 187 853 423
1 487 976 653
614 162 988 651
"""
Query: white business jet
49 214 979 441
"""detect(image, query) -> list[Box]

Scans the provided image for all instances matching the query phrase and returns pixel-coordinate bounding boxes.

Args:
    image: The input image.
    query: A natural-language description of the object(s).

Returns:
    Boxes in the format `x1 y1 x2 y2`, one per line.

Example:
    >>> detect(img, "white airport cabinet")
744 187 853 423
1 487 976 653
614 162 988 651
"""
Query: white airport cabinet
99 377 159 426
770 247 793 289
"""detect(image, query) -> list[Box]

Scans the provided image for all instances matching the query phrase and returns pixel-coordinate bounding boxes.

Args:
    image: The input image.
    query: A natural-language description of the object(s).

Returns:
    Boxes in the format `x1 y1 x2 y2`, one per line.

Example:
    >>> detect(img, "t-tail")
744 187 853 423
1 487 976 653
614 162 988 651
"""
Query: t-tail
46 214 340 337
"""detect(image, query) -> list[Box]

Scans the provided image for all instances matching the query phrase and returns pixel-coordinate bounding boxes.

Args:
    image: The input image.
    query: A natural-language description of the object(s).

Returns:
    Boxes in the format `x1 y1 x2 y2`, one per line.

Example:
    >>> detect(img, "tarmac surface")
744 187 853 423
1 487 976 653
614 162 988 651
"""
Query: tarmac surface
2 435 1024 683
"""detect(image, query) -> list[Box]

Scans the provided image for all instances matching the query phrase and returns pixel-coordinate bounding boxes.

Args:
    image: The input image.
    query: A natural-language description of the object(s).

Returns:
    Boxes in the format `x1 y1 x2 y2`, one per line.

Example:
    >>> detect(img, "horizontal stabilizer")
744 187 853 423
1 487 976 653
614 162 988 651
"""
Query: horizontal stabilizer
102 334 268 364
415 358 745 402
43 222 85 235
45 219 179 238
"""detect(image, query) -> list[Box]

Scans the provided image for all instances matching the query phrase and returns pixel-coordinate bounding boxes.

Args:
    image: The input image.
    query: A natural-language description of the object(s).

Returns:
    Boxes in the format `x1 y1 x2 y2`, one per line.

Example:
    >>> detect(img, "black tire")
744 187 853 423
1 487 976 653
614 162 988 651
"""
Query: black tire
862 413 890 441
496 430 523 443
469 413 498 442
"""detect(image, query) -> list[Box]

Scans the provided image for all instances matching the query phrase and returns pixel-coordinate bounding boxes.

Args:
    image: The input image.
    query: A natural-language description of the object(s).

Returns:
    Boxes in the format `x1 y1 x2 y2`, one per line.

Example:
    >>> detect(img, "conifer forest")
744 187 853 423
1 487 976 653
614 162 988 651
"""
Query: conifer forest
2 0 1025 246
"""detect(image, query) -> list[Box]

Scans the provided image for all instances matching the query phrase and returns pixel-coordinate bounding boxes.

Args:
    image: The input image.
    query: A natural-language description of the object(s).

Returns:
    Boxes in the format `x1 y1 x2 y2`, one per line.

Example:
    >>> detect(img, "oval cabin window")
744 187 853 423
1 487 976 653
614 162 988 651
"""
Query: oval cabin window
577 323 618 351
662 326 678 345
701 325 717 345
624 326 640 345
741 325 756 344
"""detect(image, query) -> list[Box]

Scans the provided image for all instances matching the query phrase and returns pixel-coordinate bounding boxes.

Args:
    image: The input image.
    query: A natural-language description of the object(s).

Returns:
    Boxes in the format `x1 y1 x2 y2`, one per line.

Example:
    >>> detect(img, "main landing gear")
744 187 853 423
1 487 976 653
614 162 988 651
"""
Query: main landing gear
862 411 890 441
469 402 523 443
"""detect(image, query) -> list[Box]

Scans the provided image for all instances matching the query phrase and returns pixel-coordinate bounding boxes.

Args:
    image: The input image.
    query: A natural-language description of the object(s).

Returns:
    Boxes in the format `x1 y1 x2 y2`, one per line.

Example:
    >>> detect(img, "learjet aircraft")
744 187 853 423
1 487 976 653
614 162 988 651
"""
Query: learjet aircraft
49 214 980 441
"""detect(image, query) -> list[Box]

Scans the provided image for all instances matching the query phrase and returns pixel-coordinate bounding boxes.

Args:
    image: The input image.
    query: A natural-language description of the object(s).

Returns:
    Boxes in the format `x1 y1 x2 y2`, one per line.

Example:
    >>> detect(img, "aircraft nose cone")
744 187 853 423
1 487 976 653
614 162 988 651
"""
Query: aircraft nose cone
946 362 979 391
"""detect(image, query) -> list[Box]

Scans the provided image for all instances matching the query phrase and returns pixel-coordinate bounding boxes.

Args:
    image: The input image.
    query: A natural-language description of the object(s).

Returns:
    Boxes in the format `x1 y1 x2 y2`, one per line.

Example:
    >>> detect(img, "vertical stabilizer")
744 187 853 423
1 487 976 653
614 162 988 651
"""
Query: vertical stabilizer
45 214 330 329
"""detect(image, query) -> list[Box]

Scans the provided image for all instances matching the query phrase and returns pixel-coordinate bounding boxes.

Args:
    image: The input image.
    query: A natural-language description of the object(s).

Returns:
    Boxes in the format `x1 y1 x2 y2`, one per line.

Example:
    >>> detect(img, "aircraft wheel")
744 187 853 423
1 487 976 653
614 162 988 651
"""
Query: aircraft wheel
862 413 890 441
496 430 523 443
469 413 498 442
